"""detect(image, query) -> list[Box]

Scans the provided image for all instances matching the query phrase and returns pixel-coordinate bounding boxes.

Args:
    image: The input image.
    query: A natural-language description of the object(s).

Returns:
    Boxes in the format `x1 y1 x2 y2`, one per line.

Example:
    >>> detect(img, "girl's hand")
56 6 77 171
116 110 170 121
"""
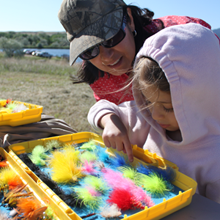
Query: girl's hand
99 113 133 162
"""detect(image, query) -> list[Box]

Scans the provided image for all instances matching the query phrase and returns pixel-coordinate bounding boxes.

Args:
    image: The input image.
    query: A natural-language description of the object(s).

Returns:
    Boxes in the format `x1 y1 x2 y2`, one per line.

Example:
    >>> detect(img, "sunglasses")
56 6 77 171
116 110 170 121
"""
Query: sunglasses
79 18 127 60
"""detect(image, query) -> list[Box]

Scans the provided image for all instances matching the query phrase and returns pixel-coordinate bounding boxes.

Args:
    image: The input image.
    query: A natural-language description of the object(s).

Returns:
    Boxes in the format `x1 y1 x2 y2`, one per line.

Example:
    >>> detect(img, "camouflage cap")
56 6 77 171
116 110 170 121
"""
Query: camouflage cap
58 0 126 65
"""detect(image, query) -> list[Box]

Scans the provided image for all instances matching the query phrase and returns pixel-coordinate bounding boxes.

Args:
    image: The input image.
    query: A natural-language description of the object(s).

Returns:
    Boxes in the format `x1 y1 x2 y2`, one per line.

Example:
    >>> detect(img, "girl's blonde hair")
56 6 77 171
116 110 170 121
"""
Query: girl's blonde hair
133 56 170 93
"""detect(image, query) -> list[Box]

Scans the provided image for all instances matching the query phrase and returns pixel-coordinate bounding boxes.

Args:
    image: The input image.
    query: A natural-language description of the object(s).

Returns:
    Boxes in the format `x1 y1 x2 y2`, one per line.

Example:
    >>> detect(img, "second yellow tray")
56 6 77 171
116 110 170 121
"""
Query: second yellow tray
0 100 43 126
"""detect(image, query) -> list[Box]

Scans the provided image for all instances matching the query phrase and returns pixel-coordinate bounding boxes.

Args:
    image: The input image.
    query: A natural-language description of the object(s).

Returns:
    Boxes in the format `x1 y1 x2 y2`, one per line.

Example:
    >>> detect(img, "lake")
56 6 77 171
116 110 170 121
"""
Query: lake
0 48 82 63
24 48 82 63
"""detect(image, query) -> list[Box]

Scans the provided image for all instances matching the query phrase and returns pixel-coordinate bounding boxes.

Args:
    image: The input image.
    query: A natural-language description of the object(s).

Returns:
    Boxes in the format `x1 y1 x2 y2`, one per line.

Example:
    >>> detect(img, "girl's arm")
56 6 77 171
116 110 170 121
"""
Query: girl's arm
88 100 136 162
99 113 133 162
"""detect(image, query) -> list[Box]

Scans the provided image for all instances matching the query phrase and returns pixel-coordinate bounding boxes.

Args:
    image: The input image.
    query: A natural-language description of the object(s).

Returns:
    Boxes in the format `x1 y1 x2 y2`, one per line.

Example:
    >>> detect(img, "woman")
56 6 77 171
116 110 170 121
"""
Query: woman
58 0 215 104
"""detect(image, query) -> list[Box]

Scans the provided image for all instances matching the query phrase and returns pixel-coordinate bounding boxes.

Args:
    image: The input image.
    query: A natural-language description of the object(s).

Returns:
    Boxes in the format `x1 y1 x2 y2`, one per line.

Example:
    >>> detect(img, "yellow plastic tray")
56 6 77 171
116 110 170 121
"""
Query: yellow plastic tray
0 100 43 126
8 132 197 220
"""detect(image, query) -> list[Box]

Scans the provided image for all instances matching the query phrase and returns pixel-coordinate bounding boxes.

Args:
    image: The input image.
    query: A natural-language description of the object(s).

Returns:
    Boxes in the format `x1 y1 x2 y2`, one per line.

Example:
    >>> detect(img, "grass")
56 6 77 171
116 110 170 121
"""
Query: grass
0 54 76 75
0 52 98 133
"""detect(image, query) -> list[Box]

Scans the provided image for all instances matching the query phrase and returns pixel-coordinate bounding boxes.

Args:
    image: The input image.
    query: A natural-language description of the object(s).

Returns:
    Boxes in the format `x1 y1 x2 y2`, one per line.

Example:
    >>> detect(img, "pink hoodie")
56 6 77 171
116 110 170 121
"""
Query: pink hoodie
88 23 220 203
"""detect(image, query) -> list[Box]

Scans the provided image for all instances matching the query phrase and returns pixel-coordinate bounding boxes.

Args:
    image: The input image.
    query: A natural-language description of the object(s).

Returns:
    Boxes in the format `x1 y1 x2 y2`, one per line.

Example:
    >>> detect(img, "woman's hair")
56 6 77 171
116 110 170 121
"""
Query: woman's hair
71 5 163 85
133 56 170 93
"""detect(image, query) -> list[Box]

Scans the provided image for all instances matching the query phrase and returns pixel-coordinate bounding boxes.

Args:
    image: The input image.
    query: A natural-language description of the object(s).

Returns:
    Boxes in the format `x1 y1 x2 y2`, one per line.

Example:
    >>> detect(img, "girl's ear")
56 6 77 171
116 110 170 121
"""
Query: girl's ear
126 8 135 32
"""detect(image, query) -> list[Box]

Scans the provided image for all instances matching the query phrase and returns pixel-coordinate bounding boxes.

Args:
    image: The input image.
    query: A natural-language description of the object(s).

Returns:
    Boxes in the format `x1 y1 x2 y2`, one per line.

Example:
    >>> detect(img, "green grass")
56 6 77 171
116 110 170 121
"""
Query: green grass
0 55 76 75
0 53 98 133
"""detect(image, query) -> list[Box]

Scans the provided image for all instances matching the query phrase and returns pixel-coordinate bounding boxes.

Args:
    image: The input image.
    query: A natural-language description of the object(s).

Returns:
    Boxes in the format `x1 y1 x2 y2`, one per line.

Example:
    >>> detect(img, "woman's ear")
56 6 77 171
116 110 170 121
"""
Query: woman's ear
126 7 135 32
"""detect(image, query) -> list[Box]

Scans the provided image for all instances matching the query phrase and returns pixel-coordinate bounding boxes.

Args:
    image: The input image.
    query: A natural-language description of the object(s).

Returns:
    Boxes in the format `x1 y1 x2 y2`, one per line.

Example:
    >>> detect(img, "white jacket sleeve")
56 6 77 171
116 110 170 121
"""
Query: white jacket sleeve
87 100 130 130
88 100 151 148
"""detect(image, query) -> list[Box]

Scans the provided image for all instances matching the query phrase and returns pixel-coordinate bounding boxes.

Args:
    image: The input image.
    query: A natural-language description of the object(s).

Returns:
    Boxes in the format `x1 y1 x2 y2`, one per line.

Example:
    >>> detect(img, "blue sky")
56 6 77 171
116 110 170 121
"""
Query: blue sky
0 0 219 32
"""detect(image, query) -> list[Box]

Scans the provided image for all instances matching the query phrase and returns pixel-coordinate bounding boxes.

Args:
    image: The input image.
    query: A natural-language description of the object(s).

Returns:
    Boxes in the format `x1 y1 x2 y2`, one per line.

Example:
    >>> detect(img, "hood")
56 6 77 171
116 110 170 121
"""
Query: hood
133 23 220 145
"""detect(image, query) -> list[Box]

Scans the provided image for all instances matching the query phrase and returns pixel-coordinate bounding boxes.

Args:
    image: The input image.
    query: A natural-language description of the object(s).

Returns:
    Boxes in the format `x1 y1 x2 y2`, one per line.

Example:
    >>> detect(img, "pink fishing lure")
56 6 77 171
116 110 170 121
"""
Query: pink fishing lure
102 168 154 207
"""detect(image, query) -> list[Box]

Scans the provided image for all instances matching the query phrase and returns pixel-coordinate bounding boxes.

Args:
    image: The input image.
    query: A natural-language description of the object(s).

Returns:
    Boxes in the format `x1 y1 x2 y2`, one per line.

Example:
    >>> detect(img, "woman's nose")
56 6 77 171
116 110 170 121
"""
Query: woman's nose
99 45 114 61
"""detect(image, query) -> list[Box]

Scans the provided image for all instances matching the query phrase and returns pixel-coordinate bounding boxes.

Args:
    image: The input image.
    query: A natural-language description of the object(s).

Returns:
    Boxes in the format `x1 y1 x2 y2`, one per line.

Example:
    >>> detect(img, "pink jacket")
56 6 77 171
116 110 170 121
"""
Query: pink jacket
88 23 220 203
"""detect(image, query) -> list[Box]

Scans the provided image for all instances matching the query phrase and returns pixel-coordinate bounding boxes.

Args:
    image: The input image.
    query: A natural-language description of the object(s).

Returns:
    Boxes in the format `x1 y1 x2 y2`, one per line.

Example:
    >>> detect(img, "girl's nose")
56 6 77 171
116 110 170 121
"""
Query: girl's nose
99 45 114 61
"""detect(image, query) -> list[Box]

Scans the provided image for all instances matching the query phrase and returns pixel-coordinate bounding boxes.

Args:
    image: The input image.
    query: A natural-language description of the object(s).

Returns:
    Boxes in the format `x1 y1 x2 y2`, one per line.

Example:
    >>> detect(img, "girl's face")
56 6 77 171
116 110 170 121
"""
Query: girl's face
89 8 136 76
142 85 179 132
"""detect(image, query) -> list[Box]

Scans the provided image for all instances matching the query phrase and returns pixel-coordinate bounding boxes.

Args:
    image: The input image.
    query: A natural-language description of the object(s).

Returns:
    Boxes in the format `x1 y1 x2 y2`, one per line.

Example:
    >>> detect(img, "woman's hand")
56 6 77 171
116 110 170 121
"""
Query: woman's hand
99 113 133 162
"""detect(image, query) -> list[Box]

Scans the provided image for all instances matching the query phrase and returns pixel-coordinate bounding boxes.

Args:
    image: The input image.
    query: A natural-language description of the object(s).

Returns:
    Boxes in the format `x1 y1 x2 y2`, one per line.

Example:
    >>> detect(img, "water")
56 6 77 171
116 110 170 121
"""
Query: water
0 48 82 63
24 48 82 63
24 48 68 57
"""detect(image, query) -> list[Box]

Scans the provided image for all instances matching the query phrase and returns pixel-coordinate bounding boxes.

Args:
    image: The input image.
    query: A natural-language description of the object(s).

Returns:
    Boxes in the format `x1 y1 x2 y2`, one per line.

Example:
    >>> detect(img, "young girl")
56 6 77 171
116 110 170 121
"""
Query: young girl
88 23 220 203
58 0 217 104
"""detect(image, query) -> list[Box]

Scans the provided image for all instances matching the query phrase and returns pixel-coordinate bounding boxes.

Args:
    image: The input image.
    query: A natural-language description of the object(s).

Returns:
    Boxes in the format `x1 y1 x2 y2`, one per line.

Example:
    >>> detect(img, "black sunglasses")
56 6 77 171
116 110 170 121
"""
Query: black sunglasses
79 18 127 60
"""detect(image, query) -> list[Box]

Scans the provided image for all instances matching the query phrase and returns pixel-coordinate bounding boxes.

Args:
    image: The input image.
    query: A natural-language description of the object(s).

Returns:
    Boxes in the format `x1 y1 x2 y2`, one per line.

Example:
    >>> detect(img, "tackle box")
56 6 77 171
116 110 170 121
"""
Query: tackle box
0 100 43 126
8 132 197 220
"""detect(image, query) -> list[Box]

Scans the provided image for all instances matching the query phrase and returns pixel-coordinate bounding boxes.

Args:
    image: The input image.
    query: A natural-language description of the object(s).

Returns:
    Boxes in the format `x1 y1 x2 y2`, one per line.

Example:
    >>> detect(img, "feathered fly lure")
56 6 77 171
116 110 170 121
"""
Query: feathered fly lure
140 172 174 196
29 145 48 166
0 160 8 168
80 141 97 151
45 139 62 151
48 145 84 183
62 144 81 162
5 102 17 111
107 188 145 210
96 146 110 163
137 163 176 182
8 175 24 190
74 187 102 211
0 167 16 189
102 168 154 208
108 152 129 168
100 204 122 218
118 166 143 185
16 197 47 220
83 176 108 194
44 206 56 220
3 184 33 207
81 160 97 175
80 151 98 163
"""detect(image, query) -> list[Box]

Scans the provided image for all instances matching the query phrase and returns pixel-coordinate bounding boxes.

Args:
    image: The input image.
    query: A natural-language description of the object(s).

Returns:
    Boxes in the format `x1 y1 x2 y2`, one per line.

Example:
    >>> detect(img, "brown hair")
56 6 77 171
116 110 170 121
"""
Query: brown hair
133 56 170 93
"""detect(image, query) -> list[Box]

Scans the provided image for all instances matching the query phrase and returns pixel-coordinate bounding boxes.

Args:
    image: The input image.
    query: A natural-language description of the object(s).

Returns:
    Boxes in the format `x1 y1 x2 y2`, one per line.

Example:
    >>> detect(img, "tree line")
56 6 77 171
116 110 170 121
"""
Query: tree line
1 28 220 49
0 31 69 57
0 31 69 49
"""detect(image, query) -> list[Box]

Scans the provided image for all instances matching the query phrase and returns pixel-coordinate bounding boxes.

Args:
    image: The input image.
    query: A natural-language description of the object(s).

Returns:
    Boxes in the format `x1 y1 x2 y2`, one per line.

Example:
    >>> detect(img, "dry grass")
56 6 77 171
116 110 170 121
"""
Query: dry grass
0 54 98 133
